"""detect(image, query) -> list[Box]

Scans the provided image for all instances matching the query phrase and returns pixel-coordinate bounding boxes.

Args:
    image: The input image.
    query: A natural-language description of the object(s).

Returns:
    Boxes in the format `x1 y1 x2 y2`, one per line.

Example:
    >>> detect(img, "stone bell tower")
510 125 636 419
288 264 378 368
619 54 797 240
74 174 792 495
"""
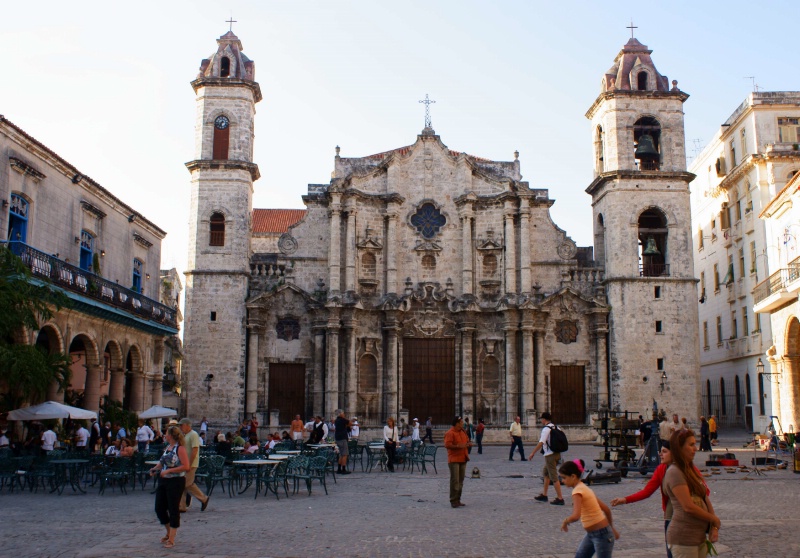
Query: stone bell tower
183 30 261 425
585 37 700 420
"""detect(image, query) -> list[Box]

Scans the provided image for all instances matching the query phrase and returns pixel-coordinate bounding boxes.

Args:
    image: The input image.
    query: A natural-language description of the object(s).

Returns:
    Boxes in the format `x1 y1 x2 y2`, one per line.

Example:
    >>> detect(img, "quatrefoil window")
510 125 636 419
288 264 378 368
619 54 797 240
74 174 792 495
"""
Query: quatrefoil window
410 203 446 239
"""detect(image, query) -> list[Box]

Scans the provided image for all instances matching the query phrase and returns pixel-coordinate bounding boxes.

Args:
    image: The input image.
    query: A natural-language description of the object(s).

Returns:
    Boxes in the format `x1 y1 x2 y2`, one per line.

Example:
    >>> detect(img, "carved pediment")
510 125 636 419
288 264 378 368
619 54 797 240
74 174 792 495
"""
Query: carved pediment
414 240 443 252
402 309 456 338
357 227 383 250
476 230 503 251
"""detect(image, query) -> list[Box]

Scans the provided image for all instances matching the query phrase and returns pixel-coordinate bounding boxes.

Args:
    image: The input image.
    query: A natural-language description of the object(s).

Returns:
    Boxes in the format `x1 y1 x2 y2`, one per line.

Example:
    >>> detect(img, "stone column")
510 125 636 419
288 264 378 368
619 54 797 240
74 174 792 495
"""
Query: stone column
345 207 357 292
460 322 475 418
461 214 473 295
83 364 101 413
328 203 342 293
130 371 144 412
534 330 546 412
108 369 125 403
503 202 517 294
151 374 163 407
386 213 398 294
325 320 340 415
397 335 404 415
767 356 781 424
519 205 531 291
246 326 260 415
47 379 64 402
504 316 518 419
312 323 326 414
344 319 358 415
384 319 399 418
781 357 798 430
594 325 609 409
520 321 535 413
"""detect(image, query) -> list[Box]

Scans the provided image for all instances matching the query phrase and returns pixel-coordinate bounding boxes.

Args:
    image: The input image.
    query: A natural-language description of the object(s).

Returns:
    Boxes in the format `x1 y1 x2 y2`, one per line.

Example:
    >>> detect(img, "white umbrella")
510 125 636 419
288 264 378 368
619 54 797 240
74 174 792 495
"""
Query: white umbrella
138 405 178 419
7 401 97 421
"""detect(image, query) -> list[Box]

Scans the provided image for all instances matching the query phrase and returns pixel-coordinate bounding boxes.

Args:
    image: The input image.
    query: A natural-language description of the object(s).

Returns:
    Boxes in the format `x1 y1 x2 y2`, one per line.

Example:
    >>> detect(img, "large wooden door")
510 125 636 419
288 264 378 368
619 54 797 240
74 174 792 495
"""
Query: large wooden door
402 338 455 424
550 365 585 424
268 363 306 424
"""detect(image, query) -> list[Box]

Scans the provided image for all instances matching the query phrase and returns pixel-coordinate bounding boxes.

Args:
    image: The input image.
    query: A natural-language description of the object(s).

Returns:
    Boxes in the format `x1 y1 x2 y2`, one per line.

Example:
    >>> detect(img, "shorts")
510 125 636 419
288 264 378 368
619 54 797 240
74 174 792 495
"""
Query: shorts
543 452 560 482
336 439 349 456
293 432 303 441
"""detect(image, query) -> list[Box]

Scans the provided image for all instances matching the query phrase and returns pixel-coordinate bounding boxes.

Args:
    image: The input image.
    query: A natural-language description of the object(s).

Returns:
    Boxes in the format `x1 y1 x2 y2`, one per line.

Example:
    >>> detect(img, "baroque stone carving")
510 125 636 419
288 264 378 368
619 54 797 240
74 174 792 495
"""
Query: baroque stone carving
557 240 577 260
278 233 298 254
554 320 578 344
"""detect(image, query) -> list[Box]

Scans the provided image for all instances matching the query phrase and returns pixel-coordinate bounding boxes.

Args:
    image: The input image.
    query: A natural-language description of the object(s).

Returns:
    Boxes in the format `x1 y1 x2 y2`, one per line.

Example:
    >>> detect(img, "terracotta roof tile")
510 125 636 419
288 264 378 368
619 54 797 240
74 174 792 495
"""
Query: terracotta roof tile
252 209 306 233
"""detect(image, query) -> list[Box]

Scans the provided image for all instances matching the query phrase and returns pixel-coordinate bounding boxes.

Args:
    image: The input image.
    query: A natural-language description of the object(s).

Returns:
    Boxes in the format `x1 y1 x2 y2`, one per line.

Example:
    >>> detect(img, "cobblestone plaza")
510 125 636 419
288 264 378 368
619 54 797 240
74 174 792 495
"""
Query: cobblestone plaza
2 431 798 558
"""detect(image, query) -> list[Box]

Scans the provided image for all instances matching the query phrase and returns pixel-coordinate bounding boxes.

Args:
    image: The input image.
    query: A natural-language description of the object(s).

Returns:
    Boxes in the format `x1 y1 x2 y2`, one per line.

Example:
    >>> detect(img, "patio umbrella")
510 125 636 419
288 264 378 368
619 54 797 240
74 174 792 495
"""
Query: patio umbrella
138 405 178 419
7 401 97 421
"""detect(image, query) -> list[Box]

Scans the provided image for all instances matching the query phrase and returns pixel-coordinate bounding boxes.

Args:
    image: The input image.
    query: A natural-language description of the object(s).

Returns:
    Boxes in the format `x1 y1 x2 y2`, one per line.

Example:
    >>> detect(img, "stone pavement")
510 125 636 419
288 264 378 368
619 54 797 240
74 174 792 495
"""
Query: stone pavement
1 432 798 558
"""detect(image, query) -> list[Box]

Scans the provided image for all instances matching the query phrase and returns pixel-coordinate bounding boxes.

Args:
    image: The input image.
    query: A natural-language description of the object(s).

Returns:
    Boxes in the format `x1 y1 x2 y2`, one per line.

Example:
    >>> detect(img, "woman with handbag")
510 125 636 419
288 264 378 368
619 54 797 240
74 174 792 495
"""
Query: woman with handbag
383 417 399 472
663 429 720 558
149 425 190 549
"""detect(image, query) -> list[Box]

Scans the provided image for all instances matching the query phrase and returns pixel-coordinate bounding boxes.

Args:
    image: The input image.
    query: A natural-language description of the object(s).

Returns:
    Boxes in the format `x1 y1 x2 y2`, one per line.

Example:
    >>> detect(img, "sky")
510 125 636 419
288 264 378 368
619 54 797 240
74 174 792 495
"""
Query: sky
2 1 798 297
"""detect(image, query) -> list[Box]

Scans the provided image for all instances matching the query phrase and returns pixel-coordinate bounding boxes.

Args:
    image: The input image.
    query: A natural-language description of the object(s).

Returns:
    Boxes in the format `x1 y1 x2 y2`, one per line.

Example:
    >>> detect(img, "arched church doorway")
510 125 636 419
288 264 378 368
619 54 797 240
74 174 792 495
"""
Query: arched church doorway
550 365 586 424
268 363 306 424
402 338 455 425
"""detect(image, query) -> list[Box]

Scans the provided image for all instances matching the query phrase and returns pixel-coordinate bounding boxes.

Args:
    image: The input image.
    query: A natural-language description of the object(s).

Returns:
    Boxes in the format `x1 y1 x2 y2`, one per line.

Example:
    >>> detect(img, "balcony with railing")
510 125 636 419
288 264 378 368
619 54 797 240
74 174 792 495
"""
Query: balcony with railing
752 259 800 313
4 241 178 331
639 263 670 277
635 161 660 171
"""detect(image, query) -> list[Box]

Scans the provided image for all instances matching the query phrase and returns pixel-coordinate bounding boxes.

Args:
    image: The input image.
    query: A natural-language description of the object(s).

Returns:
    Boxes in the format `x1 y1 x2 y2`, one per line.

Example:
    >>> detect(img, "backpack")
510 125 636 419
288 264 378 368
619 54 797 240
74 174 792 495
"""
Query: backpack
546 424 569 453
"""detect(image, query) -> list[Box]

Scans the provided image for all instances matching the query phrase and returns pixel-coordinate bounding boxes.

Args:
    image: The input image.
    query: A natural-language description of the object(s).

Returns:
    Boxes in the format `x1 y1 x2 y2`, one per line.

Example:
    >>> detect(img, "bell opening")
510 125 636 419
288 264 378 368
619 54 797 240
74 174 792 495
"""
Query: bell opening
633 117 661 171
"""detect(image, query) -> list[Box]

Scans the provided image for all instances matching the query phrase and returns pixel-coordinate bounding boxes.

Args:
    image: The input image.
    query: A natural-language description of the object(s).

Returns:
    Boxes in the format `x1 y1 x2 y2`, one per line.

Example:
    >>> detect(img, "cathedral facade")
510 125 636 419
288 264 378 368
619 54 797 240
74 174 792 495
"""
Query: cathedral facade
182 32 700 430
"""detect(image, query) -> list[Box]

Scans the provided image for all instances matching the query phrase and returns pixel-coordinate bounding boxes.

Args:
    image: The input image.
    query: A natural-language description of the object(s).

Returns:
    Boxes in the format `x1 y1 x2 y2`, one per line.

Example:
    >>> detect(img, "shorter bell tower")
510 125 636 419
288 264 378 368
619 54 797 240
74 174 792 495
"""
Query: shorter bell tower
586 37 700 420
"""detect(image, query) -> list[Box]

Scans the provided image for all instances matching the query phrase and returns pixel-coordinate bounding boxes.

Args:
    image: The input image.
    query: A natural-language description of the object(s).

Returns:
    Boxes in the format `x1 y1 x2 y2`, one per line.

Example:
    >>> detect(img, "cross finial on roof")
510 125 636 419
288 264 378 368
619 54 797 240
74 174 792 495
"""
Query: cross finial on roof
419 94 436 129
626 20 638 39
226 16 237 32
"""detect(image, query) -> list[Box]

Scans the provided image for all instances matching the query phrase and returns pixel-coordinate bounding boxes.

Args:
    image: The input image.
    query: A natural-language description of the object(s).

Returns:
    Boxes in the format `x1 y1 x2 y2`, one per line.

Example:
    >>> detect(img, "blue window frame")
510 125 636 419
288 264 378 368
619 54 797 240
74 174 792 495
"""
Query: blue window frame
8 194 28 243
132 258 143 293
410 203 446 239
79 230 94 271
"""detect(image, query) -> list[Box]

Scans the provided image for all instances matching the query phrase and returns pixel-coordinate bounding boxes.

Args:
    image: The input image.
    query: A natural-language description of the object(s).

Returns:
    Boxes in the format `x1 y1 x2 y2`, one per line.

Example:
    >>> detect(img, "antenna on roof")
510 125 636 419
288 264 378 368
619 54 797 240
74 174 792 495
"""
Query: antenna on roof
692 138 703 157
743 76 760 93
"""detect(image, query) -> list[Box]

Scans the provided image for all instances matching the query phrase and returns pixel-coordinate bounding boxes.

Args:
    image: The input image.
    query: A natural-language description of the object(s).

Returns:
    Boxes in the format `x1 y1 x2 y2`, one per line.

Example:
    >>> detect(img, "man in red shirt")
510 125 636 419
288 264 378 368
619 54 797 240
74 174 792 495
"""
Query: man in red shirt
444 416 472 508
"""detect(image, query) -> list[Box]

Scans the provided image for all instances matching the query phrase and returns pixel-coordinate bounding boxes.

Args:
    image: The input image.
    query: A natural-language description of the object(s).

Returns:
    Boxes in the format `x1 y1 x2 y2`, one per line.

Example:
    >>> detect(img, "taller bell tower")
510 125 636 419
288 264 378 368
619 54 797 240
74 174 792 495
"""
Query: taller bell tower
183 31 261 425
586 37 700 420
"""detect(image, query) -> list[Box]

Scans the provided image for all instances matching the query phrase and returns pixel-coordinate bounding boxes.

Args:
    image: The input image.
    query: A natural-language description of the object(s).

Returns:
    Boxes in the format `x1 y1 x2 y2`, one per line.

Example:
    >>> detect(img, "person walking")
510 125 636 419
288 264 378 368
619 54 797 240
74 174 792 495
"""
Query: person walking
508 416 527 461
290 414 305 442
463 417 474 454
178 418 210 513
708 415 718 446
136 419 154 454
150 425 189 549
559 459 619 557
664 429 720 558
699 417 711 452
444 415 471 508
423 417 434 444
383 417 400 472
334 409 351 475
475 418 485 454
528 412 564 505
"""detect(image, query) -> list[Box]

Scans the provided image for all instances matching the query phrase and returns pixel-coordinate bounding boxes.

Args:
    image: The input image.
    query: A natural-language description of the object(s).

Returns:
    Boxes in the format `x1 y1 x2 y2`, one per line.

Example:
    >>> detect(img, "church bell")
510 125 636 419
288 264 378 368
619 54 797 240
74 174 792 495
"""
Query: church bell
635 134 659 162
642 236 660 256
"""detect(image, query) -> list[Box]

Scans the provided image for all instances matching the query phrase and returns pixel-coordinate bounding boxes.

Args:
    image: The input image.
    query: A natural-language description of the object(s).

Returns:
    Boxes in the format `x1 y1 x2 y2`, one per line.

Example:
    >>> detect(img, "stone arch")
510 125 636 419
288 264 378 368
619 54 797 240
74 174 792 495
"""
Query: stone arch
629 205 677 227
630 65 654 91
784 316 800 358
105 340 124 371
126 344 144 373
204 107 241 128
68 332 100 409
35 323 64 354
637 207 669 277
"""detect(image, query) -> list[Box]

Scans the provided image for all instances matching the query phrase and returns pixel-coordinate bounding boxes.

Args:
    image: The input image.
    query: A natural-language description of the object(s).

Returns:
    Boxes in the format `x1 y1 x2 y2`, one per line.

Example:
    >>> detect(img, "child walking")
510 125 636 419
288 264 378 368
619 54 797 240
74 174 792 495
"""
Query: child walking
559 459 620 558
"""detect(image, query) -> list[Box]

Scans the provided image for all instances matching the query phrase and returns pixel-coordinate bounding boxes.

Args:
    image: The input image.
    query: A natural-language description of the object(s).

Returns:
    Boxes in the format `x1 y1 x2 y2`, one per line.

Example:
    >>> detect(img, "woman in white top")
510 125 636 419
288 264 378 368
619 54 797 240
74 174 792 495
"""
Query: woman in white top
411 419 421 442
383 417 399 473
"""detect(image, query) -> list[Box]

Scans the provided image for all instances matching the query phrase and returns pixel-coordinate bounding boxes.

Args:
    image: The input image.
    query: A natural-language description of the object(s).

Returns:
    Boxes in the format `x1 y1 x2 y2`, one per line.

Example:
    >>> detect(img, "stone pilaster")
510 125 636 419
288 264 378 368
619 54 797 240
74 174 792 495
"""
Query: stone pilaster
780 356 798 430
534 330 546 412
520 320 535 413
83 364 101 413
109 369 125 403
384 317 399 418
325 319 340 415
312 322 326 415
344 318 358 415
386 213 398 294
344 206 357 292
328 200 342 293
245 324 261 415
594 324 609 409
504 201 516 294
519 204 531 292
460 212 474 295
504 314 518 418
459 322 476 418
768 356 781 424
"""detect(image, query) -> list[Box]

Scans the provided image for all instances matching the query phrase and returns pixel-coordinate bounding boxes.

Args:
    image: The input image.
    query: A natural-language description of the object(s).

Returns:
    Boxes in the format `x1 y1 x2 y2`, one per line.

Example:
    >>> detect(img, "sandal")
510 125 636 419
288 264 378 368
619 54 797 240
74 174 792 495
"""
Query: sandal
163 540 175 548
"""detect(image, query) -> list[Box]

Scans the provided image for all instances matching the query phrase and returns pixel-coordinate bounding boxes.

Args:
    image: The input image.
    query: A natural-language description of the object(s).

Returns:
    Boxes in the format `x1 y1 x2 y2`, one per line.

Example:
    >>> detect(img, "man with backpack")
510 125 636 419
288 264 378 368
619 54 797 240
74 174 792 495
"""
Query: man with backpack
528 412 567 505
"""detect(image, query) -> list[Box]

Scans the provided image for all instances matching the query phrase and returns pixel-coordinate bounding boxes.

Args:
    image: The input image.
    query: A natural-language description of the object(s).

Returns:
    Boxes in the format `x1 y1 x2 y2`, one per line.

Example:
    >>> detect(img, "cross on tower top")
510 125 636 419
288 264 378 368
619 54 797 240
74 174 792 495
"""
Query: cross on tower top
226 17 237 32
419 94 436 129
626 20 638 39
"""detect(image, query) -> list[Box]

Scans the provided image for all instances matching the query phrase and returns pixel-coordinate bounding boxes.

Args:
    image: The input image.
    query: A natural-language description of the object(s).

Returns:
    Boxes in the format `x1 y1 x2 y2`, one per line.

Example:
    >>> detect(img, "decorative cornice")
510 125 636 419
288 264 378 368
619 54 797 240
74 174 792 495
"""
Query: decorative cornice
586 170 695 195
185 159 260 182
9 156 45 182
80 200 107 220
133 232 153 249
585 89 689 119
190 77 263 103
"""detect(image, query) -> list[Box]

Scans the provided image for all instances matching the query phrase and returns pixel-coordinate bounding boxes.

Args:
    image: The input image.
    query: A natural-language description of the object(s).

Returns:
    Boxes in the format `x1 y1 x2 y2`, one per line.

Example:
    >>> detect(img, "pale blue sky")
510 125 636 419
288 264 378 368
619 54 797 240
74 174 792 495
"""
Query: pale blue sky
2 1 797 277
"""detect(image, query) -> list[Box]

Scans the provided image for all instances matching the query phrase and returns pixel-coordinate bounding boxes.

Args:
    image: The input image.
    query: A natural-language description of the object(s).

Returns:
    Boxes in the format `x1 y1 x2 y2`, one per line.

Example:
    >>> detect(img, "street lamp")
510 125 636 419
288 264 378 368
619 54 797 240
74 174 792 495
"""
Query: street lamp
757 357 779 382
659 370 668 393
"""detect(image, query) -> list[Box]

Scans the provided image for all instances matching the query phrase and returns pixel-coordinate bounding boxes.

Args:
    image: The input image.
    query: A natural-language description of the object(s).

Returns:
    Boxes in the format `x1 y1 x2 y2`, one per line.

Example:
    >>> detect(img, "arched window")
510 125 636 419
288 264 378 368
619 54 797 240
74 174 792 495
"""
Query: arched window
132 258 143 293
220 57 230 78
638 208 668 277
596 214 606 265
359 354 378 392
637 71 648 91
633 116 661 170
482 254 497 277
734 375 742 416
212 115 230 160
720 378 727 416
79 230 94 271
361 252 376 277
8 194 28 243
745 373 752 404
758 373 765 415
595 125 605 171
209 213 225 246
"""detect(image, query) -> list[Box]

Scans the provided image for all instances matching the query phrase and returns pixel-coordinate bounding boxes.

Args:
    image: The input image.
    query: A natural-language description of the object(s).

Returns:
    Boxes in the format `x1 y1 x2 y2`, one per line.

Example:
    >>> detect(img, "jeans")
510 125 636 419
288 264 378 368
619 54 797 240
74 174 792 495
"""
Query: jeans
137 441 148 453
155 476 185 529
575 525 614 558
476 433 483 454
448 462 466 504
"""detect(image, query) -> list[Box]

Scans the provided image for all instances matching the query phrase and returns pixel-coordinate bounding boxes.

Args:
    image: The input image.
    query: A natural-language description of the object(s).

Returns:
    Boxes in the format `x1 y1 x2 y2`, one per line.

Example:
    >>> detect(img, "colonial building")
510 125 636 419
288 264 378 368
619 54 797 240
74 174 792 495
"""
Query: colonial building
690 92 800 432
0 115 179 413
183 33 700 430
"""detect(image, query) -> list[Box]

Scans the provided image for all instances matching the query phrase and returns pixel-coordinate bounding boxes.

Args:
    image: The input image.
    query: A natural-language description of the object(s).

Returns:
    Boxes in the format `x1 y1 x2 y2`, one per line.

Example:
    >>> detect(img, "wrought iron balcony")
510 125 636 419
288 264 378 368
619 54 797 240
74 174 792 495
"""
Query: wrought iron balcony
639 263 670 277
753 262 800 307
4 241 177 329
